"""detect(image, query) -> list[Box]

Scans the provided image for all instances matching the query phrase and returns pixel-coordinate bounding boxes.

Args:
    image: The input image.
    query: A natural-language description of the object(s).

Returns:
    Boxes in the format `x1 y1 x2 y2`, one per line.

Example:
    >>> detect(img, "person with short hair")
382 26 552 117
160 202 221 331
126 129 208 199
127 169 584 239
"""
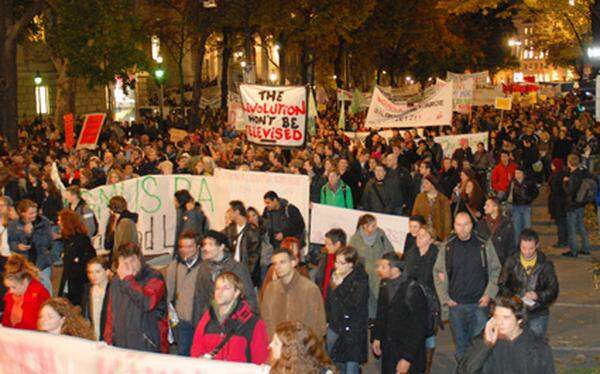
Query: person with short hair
106 196 139 263
82 257 110 341
458 296 556 373
476 198 516 266
38 297 95 340
404 215 427 253
372 252 429 374
2 254 50 330
166 231 203 356
262 191 306 250
498 229 559 338
173 190 208 254
64 186 97 238
190 272 269 364
321 168 354 209
261 247 327 338
315 228 347 300
491 151 517 201
509 166 538 246
190 230 258 328
104 243 169 352
223 200 261 286
562 153 592 257
360 163 394 214
412 175 452 241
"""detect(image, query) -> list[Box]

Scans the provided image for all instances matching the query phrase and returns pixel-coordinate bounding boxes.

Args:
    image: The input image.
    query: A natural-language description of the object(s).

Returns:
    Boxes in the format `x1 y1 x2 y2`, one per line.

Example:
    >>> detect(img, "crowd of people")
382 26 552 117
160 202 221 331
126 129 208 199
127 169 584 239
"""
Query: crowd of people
0 90 599 373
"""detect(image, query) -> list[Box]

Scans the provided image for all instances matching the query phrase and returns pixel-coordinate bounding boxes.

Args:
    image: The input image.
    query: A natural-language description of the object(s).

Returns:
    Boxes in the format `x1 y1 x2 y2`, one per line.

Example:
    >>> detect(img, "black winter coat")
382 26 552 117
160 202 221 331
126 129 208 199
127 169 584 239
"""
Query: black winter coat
458 329 555 374
59 233 97 306
475 216 515 266
404 244 439 294
310 173 327 204
360 179 394 214
325 265 369 364
498 251 559 318
510 178 538 206
373 278 428 374
40 192 63 224
548 171 568 219
564 168 593 211
81 282 110 340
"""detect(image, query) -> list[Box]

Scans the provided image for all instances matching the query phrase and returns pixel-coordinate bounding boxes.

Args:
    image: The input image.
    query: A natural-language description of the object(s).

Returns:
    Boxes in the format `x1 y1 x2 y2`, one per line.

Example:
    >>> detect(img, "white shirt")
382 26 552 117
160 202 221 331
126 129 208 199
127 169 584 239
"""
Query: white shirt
234 224 246 262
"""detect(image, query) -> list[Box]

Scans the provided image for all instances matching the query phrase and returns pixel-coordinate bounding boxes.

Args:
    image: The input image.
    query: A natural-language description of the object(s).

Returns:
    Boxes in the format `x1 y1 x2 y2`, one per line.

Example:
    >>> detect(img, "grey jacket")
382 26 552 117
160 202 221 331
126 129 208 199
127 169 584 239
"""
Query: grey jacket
433 234 501 320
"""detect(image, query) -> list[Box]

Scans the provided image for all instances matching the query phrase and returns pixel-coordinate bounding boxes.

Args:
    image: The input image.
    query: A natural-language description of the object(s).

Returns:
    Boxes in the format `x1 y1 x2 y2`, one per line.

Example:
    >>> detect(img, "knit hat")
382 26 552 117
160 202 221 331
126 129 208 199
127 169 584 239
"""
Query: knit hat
424 174 441 191
204 230 230 250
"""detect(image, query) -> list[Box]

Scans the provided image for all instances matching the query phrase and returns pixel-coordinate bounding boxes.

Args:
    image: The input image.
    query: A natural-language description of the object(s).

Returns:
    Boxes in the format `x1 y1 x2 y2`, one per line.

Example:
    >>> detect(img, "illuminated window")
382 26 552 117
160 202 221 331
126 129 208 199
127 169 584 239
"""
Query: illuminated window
151 36 161 61
35 86 49 115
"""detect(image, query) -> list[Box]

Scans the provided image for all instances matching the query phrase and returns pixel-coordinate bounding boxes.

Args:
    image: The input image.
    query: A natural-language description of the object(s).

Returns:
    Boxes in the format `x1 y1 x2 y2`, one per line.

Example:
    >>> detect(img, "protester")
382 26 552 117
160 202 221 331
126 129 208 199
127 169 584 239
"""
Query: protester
57 209 97 307
404 215 427 253
348 214 393 319
476 198 515 265
104 243 168 353
315 228 347 300
82 257 110 341
458 296 556 374
383 153 412 215
259 236 309 300
2 254 50 330
223 200 261 286
321 168 354 209
412 175 452 241
64 186 97 238
491 151 516 200
372 252 428 374
325 246 369 374
359 163 394 214
563 154 592 257
433 212 501 361
509 166 539 244
261 247 327 338
190 230 258 327
38 297 95 340
498 229 559 338
548 159 569 247
173 189 208 254
269 321 337 374
262 191 306 250
190 272 269 364
106 196 139 262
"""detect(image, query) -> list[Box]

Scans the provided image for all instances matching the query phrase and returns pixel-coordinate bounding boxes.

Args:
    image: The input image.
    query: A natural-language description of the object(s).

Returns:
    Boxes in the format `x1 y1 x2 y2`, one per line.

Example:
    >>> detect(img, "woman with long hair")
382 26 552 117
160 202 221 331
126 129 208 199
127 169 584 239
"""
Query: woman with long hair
38 297 95 340
2 254 50 330
454 169 485 221
58 209 97 306
40 176 64 265
82 257 111 340
269 321 337 374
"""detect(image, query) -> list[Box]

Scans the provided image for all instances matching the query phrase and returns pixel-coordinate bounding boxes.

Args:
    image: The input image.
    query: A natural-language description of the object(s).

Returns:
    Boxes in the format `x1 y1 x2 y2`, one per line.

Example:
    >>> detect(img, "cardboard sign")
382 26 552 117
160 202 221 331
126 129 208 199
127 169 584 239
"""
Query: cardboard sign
76 113 106 149
240 84 307 147
494 97 512 111
63 113 75 150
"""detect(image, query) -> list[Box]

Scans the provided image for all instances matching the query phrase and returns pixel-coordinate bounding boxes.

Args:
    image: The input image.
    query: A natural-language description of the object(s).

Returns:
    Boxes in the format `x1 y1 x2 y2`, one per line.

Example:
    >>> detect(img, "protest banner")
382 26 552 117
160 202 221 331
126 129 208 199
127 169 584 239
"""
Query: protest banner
447 71 489 87
240 84 307 147
365 80 453 128
434 132 489 157
51 166 310 255
76 113 106 149
0 327 264 374
310 203 409 253
472 85 504 107
63 113 75 150
494 97 512 111
451 78 475 114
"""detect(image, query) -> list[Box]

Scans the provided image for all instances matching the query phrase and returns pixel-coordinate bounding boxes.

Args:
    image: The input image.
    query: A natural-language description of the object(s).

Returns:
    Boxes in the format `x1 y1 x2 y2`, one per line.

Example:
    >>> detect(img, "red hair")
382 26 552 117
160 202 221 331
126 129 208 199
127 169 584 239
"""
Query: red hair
59 209 88 238
280 237 301 261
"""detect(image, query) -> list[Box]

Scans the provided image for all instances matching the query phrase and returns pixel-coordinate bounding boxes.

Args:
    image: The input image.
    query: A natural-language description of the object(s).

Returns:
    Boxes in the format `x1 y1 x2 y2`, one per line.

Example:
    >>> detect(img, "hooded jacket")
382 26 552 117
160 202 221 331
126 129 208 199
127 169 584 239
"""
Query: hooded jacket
262 199 305 247
190 299 269 364
113 210 139 254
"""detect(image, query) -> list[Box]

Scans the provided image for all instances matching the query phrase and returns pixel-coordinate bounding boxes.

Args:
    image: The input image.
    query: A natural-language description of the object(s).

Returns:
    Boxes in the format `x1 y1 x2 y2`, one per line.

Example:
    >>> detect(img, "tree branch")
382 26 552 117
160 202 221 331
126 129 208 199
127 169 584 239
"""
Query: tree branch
7 0 46 41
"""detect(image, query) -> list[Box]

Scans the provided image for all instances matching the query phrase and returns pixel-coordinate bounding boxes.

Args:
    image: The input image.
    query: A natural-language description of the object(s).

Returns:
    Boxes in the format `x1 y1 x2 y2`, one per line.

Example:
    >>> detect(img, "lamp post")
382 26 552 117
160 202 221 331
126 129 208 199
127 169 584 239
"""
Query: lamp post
154 65 165 119
34 71 42 86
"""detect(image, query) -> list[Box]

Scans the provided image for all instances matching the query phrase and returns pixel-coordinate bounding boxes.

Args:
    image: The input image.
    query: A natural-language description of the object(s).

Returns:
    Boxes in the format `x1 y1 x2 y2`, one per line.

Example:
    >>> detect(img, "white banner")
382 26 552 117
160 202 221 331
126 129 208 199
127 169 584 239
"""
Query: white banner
0 326 264 374
451 78 475 114
365 80 453 128
52 166 309 255
472 85 504 107
435 132 489 157
240 84 307 147
447 71 489 87
309 204 408 253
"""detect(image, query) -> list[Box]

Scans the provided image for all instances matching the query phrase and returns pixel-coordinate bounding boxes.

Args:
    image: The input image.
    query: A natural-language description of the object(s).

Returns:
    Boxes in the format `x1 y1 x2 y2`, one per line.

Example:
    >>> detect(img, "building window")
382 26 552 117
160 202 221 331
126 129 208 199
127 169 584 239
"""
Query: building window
35 86 49 115
151 35 161 61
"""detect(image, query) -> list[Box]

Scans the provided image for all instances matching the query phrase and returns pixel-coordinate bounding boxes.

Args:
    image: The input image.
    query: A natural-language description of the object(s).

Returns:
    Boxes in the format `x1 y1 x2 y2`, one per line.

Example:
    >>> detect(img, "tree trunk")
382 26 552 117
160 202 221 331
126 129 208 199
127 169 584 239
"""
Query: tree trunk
191 30 208 128
178 44 185 115
334 38 344 89
243 14 255 84
220 27 231 110
277 32 287 85
50 57 75 130
0 39 18 148
300 43 309 85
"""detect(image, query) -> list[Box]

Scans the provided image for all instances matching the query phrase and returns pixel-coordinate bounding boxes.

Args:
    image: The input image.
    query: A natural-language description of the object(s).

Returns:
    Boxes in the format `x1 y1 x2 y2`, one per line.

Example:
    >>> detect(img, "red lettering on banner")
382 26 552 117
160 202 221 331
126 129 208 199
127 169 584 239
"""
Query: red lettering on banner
243 101 306 116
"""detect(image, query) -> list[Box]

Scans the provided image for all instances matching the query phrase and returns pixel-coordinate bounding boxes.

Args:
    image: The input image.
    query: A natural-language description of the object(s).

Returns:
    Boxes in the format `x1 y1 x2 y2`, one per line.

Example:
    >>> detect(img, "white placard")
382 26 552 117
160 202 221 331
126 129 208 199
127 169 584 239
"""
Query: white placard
434 132 489 156
309 203 409 253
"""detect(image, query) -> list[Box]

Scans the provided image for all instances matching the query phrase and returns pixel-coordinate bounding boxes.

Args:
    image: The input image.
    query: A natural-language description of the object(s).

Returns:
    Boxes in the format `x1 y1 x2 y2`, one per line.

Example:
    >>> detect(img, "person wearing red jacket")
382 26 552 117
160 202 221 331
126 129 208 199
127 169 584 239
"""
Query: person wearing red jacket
190 271 268 364
2 254 50 330
491 151 517 200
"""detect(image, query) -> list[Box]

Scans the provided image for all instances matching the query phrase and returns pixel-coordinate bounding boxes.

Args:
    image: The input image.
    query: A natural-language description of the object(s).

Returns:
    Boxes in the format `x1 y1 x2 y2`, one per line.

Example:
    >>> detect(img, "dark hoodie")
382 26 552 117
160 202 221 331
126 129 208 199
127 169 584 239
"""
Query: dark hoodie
262 198 305 248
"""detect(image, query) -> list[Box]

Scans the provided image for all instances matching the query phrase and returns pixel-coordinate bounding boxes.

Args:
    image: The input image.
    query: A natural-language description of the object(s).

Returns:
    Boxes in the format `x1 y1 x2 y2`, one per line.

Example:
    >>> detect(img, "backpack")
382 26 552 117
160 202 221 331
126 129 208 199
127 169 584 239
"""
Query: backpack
408 280 442 337
576 177 598 204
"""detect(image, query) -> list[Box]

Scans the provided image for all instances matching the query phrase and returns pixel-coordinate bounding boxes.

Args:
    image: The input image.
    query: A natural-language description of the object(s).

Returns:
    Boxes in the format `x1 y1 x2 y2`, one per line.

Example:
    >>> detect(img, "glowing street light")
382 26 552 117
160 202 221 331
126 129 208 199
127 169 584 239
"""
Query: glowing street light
508 39 522 47
154 65 166 119
588 46 600 59
34 71 42 86
269 72 278 83
240 61 247 68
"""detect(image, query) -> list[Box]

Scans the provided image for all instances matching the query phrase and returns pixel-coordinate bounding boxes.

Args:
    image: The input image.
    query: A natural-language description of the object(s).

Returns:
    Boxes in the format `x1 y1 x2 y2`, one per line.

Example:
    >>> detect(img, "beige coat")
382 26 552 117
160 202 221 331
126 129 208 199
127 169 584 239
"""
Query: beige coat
260 271 327 338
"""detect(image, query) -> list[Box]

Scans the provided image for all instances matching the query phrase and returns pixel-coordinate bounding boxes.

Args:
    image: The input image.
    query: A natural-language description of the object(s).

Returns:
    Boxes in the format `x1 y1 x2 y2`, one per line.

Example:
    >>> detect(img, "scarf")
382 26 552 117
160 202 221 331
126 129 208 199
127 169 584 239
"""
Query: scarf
359 228 378 247
208 253 230 281
520 254 537 276
485 214 502 234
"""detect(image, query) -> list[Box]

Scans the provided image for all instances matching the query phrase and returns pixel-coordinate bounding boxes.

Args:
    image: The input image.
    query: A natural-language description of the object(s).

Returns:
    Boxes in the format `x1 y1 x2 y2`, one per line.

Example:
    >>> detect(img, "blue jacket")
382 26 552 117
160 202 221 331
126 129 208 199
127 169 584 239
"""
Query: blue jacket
8 216 53 270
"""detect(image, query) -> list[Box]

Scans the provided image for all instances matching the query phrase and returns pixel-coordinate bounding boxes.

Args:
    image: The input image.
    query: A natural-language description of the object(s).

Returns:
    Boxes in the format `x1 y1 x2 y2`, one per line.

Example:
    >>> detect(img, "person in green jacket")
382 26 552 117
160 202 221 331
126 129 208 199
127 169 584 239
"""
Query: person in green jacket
320 169 354 209
349 214 394 319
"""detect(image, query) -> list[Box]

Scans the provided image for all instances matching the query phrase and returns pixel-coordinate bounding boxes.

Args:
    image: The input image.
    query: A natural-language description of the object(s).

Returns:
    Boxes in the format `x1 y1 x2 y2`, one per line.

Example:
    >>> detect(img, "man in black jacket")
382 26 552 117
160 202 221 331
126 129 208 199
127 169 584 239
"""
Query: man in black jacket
223 200 261 286
562 153 591 257
262 191 306 249
509 166 538 246
372 252 428 374
360 164 394 214
476 197 515 266
498 229 559 338
383 153 412 215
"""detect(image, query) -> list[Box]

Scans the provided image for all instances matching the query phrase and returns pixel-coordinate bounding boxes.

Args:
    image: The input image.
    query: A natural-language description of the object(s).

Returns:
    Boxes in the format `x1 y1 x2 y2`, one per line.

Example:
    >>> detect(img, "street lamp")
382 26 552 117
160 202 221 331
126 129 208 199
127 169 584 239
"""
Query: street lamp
154 65 165 119
34 71 42 86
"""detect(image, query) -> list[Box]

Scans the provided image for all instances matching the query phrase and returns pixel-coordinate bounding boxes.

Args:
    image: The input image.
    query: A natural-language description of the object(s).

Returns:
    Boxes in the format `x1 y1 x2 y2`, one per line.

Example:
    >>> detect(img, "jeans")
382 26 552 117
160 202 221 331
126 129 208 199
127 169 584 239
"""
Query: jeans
175 320 195 356
39 267 53 295
511 205 532 246
327 328 360 374
597 206 600 236
528 314 549 339
50 225 63 265
555 215 568 246
449 303 488 361
566 208 590 255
